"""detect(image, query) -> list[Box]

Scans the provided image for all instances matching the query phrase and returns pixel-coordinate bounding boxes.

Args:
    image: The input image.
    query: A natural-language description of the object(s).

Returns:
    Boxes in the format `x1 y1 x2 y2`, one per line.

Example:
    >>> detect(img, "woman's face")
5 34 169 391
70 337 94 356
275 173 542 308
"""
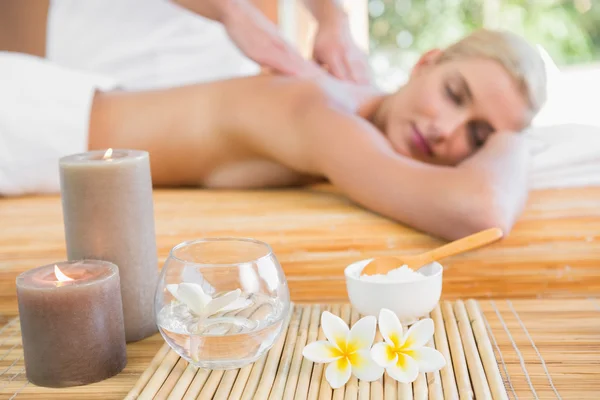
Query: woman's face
378 51 530 166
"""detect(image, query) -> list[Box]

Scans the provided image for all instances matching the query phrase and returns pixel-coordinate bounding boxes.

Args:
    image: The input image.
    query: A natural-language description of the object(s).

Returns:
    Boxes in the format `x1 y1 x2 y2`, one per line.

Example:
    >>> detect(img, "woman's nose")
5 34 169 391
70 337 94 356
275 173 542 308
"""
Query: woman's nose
431 112 469 142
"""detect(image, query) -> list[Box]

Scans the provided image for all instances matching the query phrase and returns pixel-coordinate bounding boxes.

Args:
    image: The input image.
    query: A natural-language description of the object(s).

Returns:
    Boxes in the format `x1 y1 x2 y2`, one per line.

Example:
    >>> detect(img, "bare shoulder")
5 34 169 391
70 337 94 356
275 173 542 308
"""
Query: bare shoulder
217 75 357 166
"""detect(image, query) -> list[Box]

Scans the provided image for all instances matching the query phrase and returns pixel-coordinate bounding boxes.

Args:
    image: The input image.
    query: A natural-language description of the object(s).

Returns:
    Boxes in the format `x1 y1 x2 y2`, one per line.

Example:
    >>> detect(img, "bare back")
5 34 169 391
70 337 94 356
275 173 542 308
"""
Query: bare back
91 74 377 188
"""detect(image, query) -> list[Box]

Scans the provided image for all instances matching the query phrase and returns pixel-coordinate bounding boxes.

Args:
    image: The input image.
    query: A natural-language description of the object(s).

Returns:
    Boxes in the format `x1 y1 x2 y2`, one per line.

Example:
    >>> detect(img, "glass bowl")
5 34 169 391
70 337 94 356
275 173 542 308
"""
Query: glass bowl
155 238 290 369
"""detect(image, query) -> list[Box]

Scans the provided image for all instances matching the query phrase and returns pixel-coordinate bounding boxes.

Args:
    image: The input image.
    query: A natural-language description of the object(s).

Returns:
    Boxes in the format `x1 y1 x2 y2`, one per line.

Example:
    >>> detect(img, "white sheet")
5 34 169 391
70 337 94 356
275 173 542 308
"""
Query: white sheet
528 123 600 189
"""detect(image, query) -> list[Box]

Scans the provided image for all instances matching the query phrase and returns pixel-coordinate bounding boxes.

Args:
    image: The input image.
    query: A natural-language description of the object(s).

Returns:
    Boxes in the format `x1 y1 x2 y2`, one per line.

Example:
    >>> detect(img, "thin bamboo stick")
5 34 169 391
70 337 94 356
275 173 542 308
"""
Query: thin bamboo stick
181 368 211 400
268 305 304 400
454 301 492 400
358 378 370 400
295 305 323 400
284 305 314 400
138 349 181 399
383 373 397 400
167 364 201 400
414 373 428 400
441 301 473 399
398 381 413 399
357 312 370 400
370 319 384 400
245 305 295 400
154 357 188 400
425 339 443 400
466 300 508 400
125 343 171 400
228 357 264 400
212 369 239 400
198 370 225 400
431 305 458 400
306 304 331 400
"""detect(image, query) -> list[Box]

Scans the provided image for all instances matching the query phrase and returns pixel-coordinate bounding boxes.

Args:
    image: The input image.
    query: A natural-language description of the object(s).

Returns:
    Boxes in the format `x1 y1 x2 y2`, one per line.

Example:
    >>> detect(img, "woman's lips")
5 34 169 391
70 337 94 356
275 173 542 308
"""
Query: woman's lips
411 124 433 157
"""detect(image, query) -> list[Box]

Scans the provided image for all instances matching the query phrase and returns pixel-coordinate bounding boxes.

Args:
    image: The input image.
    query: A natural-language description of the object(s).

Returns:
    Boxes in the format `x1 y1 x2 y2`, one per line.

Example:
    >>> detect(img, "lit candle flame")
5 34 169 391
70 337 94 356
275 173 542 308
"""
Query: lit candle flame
103 148 113 160
54 265 74 282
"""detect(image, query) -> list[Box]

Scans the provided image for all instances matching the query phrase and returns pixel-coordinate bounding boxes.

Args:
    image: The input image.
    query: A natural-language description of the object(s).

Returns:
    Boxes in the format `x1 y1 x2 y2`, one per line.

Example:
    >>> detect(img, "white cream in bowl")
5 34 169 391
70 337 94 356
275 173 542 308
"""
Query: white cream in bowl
344 258 443 324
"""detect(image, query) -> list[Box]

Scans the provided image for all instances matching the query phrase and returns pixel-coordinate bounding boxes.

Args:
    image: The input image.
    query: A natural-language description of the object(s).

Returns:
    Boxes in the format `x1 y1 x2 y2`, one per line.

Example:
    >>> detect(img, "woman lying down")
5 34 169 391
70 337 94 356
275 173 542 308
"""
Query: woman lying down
89 29 547 241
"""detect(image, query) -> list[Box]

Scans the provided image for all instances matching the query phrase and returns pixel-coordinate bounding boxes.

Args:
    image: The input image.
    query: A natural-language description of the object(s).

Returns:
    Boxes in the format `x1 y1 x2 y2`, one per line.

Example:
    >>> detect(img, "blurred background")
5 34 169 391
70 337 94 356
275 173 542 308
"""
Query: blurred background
367 0 599 88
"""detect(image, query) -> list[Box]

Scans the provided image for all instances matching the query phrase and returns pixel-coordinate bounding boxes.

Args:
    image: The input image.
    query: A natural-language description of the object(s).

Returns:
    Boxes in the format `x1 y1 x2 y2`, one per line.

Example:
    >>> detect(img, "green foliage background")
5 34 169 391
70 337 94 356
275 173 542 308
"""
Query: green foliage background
368 0 600 70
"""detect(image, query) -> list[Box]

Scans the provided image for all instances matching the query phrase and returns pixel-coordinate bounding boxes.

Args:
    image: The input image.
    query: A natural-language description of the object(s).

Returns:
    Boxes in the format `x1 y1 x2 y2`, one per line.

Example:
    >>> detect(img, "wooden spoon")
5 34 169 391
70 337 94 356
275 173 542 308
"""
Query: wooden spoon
360 228 504 276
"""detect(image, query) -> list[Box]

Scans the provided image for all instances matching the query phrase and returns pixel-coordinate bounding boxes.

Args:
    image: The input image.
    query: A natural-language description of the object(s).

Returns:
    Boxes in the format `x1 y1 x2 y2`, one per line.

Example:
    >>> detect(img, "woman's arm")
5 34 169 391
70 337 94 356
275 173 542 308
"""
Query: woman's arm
294 105 530 240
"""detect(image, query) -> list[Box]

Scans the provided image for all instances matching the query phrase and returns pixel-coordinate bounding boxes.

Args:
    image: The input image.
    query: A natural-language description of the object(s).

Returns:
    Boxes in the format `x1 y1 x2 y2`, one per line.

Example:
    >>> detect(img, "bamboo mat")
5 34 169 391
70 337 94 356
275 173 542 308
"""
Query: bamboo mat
2 299 599 399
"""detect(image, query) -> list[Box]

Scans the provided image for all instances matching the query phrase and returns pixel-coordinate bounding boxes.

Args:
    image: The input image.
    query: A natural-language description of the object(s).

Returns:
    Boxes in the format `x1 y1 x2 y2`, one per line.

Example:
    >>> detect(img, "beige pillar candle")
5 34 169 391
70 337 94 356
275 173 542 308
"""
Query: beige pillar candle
16 260 127 387
59 149 158 342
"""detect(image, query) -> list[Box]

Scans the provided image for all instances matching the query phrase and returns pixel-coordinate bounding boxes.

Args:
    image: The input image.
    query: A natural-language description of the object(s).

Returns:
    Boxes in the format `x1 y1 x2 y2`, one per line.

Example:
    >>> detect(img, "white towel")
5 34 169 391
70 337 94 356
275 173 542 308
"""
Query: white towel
527 124 600 189
47 0 260 91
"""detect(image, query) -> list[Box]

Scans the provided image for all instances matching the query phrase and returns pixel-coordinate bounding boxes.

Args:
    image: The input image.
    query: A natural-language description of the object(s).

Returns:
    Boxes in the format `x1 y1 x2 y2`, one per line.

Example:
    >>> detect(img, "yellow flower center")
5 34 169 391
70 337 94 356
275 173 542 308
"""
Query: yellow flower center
387 333 415 360
331 337 359 364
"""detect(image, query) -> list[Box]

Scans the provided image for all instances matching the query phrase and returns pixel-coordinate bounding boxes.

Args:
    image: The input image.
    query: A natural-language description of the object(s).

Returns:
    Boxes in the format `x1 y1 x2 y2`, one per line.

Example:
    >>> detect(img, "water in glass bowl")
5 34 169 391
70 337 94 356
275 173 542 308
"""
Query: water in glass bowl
157 291 287 369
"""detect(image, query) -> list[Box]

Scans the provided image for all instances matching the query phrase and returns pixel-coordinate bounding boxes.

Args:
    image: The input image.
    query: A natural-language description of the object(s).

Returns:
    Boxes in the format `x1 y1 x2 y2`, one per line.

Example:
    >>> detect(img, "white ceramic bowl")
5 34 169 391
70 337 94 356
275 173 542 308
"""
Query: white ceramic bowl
344 259 443 324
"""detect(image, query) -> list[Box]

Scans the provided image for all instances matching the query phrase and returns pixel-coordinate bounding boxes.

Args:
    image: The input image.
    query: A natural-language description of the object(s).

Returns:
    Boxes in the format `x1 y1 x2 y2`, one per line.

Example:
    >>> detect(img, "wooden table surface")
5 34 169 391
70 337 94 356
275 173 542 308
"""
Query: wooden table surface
1 185 599 398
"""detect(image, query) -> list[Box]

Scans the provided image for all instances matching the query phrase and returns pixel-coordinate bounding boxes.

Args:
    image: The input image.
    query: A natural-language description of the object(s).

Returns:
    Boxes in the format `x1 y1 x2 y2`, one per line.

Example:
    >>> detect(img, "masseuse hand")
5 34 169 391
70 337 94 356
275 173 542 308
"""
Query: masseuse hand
173 0 322 77
311 8 371 84
220 1 322 78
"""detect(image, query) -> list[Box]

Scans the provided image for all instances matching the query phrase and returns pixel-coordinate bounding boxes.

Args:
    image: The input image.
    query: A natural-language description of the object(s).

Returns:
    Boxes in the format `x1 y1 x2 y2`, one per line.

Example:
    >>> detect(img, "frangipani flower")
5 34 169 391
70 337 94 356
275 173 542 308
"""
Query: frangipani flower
302 311 384 389
371 309 446 383
167 283 248 317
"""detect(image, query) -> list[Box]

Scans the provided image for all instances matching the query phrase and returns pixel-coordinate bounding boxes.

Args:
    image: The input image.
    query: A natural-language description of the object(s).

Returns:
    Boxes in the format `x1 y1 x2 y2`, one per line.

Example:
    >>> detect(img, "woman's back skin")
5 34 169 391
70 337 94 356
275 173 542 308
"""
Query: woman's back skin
88 69 530 241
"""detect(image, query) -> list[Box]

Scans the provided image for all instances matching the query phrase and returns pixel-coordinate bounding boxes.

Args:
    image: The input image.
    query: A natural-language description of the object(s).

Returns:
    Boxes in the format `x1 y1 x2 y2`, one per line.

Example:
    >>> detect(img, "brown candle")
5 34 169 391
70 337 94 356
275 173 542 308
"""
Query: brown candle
16 260 127 387
59 149 158 342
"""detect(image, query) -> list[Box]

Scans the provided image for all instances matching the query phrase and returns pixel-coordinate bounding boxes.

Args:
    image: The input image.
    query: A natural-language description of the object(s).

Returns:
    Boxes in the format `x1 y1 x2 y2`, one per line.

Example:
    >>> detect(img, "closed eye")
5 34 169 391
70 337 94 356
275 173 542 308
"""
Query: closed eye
445 84 464 106
469 121 493 148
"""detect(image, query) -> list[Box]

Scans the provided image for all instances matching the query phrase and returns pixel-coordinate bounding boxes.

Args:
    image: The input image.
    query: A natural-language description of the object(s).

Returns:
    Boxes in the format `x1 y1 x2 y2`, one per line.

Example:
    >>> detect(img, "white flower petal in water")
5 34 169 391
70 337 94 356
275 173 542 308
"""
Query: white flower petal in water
386 353 419 383
378 308 403 347
321 311 350 351
403 318 434 350
220 296 252 313
166 284 179 299
181 266 216 295
370 342 398 368
302 341 343 363
204 289 242 315
347 316 377 352
176 283 213 315
349 349 384 382
325 358 352 389
407 346 446 372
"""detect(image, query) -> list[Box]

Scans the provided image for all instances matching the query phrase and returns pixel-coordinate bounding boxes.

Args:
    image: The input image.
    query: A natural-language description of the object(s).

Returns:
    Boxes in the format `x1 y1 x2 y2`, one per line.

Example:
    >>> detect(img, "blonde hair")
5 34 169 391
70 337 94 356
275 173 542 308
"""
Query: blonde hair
438 29 547 119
